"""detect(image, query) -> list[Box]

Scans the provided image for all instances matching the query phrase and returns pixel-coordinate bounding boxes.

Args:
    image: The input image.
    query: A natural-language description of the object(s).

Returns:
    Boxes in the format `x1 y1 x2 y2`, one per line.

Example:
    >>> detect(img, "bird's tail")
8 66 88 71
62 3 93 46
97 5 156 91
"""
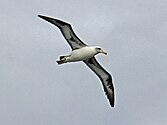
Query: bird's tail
56 60 65 65
56 55 69 65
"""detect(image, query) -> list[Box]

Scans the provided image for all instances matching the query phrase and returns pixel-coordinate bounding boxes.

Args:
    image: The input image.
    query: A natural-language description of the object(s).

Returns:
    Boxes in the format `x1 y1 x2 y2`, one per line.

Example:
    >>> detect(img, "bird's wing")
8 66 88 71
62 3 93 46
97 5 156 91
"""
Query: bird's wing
83 57 115 107
38 15 87 50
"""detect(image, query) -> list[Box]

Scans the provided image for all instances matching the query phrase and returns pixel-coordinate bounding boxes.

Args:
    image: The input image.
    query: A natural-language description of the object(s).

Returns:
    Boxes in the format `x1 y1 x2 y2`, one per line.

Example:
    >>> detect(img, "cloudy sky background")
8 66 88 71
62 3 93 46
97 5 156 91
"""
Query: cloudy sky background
0 0 167 125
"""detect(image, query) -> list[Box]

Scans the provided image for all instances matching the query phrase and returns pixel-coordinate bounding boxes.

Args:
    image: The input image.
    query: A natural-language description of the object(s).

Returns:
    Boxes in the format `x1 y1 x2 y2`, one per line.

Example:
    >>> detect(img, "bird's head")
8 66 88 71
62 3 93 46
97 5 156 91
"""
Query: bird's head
95 47 107 55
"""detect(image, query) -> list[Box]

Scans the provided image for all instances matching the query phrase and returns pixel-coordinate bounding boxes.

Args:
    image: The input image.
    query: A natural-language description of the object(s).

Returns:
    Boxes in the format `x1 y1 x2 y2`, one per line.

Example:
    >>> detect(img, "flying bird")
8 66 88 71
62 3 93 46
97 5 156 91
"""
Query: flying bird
38 15 115 107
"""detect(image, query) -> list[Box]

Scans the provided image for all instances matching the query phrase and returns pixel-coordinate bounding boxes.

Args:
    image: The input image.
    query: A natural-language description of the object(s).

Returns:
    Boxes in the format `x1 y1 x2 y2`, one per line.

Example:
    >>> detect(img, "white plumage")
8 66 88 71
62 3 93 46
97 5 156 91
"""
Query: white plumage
38 15 115 107
59 46 107 63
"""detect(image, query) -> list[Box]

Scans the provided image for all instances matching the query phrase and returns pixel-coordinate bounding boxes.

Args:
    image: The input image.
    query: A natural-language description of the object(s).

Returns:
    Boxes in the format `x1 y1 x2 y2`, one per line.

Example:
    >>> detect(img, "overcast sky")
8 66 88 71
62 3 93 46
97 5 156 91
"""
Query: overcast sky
0 0 167 125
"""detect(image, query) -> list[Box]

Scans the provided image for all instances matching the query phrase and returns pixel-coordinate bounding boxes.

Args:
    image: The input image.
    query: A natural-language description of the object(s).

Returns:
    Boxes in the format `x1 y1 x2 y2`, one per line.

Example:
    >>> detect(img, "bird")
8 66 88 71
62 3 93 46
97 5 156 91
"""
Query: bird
38 15 115 107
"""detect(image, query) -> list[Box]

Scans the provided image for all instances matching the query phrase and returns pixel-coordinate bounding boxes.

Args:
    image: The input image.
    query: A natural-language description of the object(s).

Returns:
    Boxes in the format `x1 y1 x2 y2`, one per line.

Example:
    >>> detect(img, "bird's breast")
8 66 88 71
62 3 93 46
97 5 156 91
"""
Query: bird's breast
67 47 97 62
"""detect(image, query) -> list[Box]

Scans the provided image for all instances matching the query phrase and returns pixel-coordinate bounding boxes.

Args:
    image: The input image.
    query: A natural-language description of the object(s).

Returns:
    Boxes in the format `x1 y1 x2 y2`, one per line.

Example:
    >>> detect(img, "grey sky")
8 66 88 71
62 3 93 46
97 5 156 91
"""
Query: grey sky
0 0 167 125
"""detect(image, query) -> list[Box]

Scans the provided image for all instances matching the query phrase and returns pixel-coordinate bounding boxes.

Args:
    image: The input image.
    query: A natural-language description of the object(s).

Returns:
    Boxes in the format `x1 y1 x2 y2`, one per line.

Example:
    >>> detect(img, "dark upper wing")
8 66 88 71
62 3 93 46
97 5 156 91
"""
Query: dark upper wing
83 57 115 107
38 15 87 50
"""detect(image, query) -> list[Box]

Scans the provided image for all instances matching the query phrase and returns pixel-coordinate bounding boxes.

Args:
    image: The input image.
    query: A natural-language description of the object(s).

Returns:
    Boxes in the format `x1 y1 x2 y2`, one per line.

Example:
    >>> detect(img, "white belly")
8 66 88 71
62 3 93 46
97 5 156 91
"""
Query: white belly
67 46 97 62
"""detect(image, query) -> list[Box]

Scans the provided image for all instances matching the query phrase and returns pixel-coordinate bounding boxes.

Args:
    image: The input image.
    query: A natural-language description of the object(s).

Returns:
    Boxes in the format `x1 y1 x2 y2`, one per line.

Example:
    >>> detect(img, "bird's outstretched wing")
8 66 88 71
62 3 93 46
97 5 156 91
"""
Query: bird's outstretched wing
84 57 115 107
38 15 87 50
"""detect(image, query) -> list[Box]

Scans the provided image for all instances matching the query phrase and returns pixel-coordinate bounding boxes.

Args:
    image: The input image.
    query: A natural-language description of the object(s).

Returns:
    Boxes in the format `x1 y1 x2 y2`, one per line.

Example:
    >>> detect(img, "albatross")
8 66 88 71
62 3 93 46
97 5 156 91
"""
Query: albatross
38 15 115 107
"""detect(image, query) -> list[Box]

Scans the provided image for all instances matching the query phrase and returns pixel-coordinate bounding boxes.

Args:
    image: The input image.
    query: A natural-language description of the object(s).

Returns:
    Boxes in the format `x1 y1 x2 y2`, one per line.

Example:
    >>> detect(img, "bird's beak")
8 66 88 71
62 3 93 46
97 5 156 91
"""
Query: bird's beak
100 49 107 55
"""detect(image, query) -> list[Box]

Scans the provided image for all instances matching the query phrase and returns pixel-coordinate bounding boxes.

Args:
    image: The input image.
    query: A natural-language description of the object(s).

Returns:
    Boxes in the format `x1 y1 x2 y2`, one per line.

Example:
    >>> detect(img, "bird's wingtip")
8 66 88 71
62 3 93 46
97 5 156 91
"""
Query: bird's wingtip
111 103 115 108
38 15 51 22
38 14 44 18
108 95 115 108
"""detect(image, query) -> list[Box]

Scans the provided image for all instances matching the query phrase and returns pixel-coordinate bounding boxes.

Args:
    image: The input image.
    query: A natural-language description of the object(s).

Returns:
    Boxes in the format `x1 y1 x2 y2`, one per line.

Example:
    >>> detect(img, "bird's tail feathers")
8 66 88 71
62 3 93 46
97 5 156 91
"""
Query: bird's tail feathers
56 60 65 65
57 55 69 65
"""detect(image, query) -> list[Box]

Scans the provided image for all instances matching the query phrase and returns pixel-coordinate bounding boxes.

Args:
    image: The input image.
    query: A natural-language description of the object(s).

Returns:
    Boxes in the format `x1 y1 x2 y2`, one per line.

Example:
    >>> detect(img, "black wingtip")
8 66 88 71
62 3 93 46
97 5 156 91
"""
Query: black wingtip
109 99 114 108
38 14 47 20
108 91 115 108
38 14 53 20
38 14 42 18
38 14 56 25
111 102 115 108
